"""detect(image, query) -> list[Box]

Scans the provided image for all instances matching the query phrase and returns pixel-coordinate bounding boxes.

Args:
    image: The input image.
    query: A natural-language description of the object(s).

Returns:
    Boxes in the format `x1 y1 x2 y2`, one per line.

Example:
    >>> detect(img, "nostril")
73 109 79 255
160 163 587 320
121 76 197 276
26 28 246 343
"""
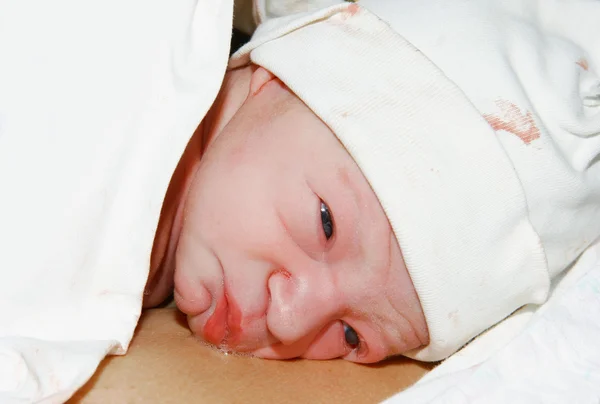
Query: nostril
273 268 292 279
267 269 294 307
174 281 213 317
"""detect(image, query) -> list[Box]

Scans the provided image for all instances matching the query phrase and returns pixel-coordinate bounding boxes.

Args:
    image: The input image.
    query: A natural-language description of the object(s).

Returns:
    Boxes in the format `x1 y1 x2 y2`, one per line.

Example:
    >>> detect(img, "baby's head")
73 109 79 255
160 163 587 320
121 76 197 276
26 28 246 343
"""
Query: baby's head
149 3 548 363
170 64 428 363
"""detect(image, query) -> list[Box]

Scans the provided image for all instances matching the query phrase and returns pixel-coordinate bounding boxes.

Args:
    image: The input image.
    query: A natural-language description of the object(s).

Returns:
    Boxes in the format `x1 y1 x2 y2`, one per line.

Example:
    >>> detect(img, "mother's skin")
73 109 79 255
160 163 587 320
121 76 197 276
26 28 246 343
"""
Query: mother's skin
70 308 435 403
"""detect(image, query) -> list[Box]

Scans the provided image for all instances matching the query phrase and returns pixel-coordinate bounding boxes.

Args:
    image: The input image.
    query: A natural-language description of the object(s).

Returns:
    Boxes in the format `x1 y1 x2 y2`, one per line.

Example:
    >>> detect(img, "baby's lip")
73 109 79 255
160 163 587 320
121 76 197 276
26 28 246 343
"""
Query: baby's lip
203 294 229 346
202 286 244 347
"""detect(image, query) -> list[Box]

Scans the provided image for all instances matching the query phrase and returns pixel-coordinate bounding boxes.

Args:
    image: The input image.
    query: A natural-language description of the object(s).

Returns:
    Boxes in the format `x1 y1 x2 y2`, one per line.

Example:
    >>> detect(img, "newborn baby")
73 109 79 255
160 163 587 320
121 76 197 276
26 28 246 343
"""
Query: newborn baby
146 64 428 363
146 0 600 363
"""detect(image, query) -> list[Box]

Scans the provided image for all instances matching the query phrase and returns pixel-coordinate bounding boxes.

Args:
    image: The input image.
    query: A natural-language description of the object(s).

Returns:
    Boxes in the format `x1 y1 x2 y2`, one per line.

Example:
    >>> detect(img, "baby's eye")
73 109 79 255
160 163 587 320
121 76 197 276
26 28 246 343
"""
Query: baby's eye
343 322 360 350
320 200 334 240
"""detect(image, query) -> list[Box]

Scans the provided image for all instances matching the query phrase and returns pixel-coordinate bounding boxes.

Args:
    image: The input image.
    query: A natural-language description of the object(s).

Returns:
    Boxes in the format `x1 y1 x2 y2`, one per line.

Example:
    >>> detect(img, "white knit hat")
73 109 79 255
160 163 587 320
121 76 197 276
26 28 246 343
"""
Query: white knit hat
229 3 550 361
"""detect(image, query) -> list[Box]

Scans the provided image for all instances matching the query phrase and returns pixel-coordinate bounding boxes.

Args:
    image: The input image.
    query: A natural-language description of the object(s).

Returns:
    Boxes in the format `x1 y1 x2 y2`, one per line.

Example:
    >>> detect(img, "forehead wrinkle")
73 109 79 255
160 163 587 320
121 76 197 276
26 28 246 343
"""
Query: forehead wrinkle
348 290 407 359
347 230 412 356
344 234 404 353
382 231 423 356
333 168 407 355
381 293 410 355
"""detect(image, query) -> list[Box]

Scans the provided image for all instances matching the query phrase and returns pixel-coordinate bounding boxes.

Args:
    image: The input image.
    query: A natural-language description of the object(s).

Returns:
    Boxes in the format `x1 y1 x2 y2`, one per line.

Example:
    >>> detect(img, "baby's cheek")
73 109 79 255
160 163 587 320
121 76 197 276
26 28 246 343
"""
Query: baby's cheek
300 322 346 360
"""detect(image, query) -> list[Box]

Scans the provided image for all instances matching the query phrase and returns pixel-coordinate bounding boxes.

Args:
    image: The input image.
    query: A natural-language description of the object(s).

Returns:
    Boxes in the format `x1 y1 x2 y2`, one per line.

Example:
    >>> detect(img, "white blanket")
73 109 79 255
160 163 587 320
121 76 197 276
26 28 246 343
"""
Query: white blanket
387 239 600 403
0 0 232 402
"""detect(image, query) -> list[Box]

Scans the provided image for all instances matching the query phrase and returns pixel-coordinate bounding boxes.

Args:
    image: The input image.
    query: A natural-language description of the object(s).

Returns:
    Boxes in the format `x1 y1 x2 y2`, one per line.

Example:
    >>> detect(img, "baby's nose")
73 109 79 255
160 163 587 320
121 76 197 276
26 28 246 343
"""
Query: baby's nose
266 268 341 344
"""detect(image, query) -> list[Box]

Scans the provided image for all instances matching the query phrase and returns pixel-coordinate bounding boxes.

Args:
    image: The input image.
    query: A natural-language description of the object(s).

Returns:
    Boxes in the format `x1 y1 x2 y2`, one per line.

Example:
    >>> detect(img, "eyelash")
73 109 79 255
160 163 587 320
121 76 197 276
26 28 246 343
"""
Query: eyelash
320 200 334 241
343 322 362 353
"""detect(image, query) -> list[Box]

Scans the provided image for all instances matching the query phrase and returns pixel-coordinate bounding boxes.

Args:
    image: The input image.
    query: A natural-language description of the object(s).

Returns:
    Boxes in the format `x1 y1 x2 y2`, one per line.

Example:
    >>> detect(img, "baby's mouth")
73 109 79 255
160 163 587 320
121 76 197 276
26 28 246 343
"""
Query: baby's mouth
202 286 245 349
203 293 230 346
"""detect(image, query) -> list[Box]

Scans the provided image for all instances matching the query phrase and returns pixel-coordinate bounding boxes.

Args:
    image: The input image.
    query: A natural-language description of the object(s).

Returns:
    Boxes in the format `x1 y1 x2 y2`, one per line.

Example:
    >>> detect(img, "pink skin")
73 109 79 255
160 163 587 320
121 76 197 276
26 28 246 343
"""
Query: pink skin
146 65 429 363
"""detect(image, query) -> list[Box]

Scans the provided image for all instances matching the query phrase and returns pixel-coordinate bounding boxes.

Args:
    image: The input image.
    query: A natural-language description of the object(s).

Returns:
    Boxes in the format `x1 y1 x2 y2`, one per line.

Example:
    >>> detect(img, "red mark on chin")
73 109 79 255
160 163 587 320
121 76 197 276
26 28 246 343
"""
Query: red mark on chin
483 99 541 145
576 57 589 71
203 288 243 347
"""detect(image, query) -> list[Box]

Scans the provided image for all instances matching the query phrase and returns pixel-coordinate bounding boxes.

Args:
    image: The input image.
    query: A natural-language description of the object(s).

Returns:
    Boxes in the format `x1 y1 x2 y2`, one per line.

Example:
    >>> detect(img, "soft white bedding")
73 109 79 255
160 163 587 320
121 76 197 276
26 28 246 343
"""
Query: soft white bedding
0 0 232 402
387 239 600 403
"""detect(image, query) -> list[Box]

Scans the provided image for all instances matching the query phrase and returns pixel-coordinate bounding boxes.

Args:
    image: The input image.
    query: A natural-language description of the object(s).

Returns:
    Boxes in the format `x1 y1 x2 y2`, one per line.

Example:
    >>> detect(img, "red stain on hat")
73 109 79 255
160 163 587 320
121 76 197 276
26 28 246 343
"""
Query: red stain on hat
483 99 541 145
347 3 359 16
576 57 589 71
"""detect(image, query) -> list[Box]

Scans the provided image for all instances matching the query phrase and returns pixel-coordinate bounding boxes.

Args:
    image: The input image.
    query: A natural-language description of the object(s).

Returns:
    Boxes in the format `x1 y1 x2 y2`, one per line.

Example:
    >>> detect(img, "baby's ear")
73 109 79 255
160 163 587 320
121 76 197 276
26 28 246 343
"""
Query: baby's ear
250 66 277 96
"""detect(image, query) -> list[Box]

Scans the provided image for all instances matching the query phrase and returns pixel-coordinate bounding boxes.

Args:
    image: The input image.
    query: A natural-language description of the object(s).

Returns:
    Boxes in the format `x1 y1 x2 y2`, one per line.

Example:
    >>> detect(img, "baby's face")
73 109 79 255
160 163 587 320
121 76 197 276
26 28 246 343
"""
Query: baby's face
171 67 428 363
